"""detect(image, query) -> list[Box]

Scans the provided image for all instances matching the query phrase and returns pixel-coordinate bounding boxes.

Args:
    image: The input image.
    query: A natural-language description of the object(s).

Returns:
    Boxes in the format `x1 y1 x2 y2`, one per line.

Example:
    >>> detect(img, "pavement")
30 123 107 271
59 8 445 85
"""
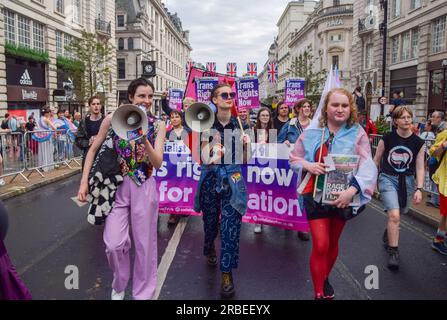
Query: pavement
0 165 442 228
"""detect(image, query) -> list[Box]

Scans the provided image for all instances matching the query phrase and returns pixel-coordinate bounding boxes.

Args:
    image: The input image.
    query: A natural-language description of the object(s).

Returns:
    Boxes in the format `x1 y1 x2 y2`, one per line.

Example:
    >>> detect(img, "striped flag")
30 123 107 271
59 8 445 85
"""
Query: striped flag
206 62 216 72
226 62 237 77
267 62 278 83
247 62 257 76
186 60 194 78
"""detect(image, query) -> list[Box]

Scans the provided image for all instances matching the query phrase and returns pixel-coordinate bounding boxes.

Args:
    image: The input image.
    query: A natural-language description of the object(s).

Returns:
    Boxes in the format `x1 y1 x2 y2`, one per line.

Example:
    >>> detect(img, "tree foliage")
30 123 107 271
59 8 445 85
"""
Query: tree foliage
65 32 112 106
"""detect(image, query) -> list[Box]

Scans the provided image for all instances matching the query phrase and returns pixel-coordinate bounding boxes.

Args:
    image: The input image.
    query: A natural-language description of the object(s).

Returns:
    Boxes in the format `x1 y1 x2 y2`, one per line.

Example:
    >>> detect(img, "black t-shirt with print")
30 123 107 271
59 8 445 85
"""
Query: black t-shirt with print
381 130 424 176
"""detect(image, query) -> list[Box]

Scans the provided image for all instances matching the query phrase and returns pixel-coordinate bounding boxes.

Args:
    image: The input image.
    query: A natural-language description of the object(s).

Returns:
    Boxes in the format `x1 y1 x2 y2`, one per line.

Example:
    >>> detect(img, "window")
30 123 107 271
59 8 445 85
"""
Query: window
333 0 340 6
117 15 125 27
117 59 126 79
64 34 73 58
18 15 31 48
127 38 133 50
118 38 124 50
401 31 411 61
332 55 339 69
365 44 373 69
391 0 401 19
56 30 63 56
330 34 342 42
33 22 44 52
410 0 421 10
411 28 419 59
55 0 64 14
4 10 16 45
432 16 446 54
391 36 399 64
72 0 81 24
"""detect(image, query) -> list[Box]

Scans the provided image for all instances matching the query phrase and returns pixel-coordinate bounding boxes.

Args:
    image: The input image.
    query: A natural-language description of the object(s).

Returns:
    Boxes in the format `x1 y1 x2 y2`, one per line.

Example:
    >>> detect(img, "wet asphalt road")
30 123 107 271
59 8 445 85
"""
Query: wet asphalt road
3 174 447 300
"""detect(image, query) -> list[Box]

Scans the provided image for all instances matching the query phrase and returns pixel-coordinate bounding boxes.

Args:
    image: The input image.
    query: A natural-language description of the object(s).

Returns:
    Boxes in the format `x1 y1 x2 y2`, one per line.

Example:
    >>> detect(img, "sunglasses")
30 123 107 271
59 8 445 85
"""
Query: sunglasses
219 92 236 100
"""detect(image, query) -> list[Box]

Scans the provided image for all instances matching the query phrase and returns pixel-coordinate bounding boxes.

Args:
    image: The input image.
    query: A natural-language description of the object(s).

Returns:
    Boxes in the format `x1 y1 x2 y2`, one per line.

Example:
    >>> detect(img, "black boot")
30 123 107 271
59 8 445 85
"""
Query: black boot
221 272 235 298
207 247 217 267
387 246 399 270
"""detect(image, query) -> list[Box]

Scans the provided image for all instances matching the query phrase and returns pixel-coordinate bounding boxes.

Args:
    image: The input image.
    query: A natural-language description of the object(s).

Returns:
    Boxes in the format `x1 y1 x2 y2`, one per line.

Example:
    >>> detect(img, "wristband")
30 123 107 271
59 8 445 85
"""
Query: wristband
416 188 423 192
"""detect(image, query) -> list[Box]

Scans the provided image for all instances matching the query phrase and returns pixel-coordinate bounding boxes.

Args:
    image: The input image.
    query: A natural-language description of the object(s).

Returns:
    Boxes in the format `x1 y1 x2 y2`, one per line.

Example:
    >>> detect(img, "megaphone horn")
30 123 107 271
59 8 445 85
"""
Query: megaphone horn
185 102 216 132
111 104 148 141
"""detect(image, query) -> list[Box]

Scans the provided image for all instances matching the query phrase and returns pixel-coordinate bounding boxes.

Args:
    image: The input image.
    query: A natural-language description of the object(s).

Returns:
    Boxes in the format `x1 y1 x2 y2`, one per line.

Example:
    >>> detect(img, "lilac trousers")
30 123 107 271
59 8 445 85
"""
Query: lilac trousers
103 176 158 300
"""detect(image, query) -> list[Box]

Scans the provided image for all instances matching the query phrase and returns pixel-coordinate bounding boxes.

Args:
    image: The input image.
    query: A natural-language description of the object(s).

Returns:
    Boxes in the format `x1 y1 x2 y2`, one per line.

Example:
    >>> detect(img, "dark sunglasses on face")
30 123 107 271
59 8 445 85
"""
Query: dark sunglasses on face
219 92 236 100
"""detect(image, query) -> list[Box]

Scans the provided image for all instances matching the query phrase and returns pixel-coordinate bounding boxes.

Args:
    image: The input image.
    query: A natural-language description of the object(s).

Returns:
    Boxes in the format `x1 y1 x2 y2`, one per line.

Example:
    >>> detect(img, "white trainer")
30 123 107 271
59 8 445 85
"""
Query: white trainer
0 179 6 186
111 289 125 300
254 224 263 234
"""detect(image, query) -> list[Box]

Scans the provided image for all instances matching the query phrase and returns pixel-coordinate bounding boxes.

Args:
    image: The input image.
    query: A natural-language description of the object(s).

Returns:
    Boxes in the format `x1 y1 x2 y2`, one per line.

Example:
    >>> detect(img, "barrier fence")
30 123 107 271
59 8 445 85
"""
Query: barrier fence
0 130 82 183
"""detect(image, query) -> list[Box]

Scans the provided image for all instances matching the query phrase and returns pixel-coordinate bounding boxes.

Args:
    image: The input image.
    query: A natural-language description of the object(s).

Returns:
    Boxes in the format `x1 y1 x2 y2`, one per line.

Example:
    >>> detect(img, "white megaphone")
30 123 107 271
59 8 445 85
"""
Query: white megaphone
111 104 148 141
185 102 216 132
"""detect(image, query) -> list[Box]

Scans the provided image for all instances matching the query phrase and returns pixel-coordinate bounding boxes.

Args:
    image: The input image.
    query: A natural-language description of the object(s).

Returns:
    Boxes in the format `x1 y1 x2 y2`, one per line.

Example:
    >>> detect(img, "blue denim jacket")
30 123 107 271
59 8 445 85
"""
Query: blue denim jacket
194 164 248 216
278 119 303 144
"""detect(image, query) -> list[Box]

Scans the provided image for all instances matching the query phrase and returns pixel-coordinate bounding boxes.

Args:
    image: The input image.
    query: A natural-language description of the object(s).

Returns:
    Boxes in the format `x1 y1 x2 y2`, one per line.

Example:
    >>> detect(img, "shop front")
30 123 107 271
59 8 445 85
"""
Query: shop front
428 59 447 115
6 56 48 122
55 68 82 117
389 66 417 106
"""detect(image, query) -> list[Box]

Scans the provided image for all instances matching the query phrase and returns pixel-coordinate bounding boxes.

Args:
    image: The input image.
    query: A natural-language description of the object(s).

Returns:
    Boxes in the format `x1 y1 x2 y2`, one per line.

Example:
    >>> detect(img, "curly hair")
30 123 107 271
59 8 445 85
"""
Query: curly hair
319 88 358 128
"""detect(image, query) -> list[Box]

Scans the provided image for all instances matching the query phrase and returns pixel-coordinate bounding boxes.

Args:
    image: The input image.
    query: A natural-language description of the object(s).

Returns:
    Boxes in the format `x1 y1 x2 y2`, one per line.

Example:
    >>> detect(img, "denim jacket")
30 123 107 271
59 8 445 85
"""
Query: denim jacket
278 118 303 144
194 164 248 216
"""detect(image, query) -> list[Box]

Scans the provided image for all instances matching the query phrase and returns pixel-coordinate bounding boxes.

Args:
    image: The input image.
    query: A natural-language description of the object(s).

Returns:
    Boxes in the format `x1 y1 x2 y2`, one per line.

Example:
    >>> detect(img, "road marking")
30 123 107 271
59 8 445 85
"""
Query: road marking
367 202 434 242
334 259 372 300
154 217 188 300
18 223 88 276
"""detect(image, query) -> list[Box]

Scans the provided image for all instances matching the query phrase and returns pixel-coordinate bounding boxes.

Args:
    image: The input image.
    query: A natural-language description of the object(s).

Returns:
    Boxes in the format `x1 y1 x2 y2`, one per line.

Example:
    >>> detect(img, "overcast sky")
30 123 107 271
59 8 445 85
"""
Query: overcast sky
163 0 292 74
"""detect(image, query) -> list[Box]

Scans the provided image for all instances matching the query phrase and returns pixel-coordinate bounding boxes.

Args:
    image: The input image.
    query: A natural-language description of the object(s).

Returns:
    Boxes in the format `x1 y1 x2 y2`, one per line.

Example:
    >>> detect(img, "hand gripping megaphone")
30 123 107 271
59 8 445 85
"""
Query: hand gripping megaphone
185 102 216 132
111 104 148 141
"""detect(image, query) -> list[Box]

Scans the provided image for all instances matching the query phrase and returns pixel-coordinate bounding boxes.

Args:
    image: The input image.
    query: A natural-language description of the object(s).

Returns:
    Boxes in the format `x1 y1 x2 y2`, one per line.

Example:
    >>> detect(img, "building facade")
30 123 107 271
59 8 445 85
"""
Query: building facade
115 0 192 114
0 0 117 119
276 0 317 95
289 0 354 90
352 0 447 119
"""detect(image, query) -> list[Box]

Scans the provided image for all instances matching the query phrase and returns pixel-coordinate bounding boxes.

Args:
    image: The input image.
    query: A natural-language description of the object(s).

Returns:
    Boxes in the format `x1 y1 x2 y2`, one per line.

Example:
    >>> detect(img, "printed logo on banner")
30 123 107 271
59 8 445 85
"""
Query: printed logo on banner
20 69 33 86
169 89 184 111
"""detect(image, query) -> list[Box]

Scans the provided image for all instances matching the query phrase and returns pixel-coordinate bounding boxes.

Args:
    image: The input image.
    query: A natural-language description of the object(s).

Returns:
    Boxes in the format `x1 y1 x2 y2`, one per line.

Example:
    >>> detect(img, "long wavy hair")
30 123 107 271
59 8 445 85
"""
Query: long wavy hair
319 88 358 128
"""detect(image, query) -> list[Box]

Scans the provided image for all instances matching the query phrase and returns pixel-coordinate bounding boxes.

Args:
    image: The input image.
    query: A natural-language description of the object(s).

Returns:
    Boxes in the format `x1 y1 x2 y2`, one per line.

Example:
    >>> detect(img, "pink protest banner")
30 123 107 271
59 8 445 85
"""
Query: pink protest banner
185 66 237 101
155 141 309 231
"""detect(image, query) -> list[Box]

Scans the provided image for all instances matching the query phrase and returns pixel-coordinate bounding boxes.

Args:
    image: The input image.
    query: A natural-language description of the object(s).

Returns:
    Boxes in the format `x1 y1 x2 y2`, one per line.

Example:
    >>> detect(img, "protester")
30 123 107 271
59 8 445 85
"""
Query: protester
193 83 250 298
253 107 274 234
161 91 195 131
353 86 366 113
429 127 447 255
273 101 290 135
165 109 190 226
391 91 405 108
289 88 377 299
0 127 12 186
358 110 377 136
73 112 82 128
77 78 166 300
25 116 38 156
238 107 254 128
279 99 312 146
75 96 105 168
35 108 57 172
373 106 425 270
0 201 32 300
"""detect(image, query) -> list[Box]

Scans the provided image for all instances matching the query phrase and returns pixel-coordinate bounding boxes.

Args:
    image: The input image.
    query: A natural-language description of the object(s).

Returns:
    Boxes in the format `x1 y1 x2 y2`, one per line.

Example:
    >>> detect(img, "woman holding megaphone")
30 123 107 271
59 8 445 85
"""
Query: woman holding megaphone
77 78 165 300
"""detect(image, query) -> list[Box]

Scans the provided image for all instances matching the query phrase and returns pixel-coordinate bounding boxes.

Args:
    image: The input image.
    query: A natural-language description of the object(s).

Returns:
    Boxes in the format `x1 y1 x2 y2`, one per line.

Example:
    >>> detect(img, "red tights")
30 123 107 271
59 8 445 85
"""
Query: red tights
309 218 346 297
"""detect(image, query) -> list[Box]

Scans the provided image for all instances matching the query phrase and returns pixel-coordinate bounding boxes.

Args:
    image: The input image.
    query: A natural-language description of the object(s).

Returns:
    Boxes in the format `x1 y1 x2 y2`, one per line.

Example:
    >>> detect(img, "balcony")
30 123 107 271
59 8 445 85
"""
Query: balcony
95 18 111 36
358 17 374 36
318 4 353 18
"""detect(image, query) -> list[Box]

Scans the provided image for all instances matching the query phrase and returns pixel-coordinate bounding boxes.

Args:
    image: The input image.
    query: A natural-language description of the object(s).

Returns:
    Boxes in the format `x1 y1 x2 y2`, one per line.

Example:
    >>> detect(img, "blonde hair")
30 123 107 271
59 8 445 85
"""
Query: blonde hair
392 105 413 120
319 88 358 128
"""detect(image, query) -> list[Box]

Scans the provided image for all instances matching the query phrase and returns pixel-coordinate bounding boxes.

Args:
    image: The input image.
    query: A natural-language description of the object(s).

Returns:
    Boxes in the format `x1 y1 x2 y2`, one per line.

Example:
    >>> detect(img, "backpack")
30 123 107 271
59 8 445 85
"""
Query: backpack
1 120 8 130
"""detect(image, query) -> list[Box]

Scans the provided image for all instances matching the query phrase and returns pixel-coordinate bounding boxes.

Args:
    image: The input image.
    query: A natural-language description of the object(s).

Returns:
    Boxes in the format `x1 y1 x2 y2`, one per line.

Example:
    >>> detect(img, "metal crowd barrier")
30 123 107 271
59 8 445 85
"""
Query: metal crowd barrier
369 134 439 196
0 130 82 183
